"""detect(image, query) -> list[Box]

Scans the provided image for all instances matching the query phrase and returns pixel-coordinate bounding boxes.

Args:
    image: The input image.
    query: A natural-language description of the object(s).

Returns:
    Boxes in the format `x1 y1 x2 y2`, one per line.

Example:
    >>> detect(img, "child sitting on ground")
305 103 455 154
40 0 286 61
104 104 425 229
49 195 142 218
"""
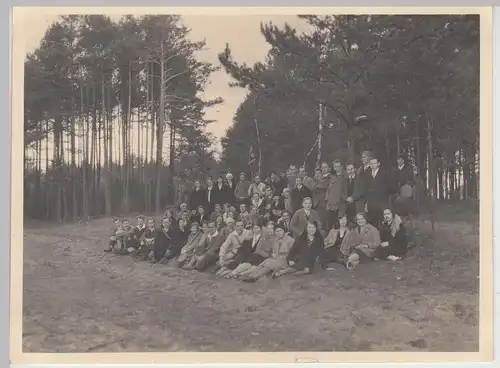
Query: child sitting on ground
104 218 122 253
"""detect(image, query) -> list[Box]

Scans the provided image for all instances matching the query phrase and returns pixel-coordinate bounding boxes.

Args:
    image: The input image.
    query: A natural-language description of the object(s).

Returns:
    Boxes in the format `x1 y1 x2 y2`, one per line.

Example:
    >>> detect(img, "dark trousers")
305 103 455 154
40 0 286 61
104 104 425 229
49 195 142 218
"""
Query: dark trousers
322 247 346 265
354 249 373 263
366 202 384 229
327 210 340 231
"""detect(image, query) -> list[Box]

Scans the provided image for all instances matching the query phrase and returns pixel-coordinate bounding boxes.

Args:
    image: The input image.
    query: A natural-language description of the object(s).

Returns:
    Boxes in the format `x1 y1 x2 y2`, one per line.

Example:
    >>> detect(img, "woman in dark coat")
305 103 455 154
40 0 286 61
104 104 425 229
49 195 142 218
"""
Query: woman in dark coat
159 218 189 263
272 221 324 278
154 217 175 262
373 208 408 261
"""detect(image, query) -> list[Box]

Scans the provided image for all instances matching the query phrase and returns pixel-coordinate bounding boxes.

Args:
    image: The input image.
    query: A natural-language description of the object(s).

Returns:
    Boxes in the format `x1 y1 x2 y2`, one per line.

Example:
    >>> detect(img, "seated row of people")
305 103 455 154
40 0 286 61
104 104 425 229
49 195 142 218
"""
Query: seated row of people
105 204 408 279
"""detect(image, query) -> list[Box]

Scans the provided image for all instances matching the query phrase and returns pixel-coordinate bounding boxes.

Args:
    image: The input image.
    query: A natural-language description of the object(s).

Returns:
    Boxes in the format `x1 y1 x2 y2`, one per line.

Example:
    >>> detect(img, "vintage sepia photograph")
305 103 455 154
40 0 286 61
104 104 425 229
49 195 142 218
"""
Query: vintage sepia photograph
12 6 493 363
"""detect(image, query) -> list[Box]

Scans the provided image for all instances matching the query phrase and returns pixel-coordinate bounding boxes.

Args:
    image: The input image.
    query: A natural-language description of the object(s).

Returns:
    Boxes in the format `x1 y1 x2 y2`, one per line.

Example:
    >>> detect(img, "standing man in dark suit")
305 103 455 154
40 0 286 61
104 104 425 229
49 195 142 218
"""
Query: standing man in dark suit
205 177 216 214
291 176 313 213
189 180 207 211
344 164 365 226
326 159 346 231
356 150 373 183
364 157 392 228
214 175 228 207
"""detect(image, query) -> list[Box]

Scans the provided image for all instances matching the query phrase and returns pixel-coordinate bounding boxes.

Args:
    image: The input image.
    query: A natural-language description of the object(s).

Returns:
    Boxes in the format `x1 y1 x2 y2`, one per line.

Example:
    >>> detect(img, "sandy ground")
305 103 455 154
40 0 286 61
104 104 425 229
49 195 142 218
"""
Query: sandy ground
22 204 479 352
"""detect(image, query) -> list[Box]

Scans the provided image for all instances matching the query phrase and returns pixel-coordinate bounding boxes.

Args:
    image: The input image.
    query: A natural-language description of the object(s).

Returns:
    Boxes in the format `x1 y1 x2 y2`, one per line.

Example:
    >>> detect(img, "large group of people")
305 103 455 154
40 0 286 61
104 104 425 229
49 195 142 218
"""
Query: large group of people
105 150 416 279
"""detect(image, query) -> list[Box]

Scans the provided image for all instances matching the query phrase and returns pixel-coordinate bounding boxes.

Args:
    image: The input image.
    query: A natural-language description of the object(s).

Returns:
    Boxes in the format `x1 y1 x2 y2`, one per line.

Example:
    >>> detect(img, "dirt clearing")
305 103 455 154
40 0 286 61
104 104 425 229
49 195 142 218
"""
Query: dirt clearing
22 205 479 352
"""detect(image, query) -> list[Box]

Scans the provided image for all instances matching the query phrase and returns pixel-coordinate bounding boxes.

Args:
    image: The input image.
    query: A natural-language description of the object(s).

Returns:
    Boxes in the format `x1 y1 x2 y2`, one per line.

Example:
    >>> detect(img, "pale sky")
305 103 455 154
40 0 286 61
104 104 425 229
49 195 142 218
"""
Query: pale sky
21 11 310 152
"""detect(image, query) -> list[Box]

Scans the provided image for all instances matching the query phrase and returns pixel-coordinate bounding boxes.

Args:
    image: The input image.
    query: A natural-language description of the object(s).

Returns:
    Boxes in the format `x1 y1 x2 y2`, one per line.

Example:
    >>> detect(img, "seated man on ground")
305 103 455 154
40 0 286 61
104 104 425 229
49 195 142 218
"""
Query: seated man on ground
238 223 294 282
290 197 322 238
273 221 325 278
136 217 158 261
195 221 226 272
373 208 408 261
104 218 122 253
129 215 146 252
154 217 175 263
322 214 352 268
226 221 275 278
176 222 204 269
345 212 381 270
115 219 135 255
216 220 252 276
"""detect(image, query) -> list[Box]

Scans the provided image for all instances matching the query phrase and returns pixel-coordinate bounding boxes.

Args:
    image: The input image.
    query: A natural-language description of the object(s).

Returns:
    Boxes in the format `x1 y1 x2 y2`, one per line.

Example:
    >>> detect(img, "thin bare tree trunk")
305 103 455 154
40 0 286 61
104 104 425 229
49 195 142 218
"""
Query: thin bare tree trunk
156 41 165 213
102 69 111 216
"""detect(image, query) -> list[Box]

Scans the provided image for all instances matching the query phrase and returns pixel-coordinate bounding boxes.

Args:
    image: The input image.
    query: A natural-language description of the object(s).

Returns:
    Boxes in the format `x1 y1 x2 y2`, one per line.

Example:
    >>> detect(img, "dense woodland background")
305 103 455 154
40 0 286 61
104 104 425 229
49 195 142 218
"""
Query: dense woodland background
23 14 479 222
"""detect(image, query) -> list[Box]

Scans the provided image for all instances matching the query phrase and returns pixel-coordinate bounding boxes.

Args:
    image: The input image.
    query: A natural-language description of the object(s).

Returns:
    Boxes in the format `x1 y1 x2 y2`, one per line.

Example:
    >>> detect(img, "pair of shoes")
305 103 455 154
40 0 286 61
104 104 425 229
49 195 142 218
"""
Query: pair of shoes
387 255 402 261
346 260 358 271
104 248 113 253
241 277 256 283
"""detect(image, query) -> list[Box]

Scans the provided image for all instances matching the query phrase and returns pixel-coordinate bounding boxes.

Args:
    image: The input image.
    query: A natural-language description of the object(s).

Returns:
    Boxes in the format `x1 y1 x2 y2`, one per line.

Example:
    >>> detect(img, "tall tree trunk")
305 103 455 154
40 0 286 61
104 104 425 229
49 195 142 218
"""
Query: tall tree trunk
102 69 111 216
70 99 77 221
81 82 89 220
125 61 132 212
426 113 435 200
168 123 175 204
156 41 165 213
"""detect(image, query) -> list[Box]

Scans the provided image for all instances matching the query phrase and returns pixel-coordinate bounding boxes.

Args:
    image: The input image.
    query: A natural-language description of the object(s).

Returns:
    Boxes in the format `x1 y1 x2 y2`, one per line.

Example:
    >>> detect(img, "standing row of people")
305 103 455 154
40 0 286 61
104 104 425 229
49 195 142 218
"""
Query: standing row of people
187 150 414 234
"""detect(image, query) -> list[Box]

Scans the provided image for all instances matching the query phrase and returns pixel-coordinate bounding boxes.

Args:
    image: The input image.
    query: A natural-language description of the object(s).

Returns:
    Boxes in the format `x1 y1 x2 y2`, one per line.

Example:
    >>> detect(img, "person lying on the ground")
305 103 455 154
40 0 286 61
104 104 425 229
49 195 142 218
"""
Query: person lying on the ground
216 220 252 276
345 212 381 270
136 217 158 261
226 221 275 278
195 221 226 271
176 222 204 269
104 218 122 253
290 197 322 238
372 208 407 261
273 221 325 278
238 223 294 282
153 217 175 263
115 219 135 255
321 214 352 268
